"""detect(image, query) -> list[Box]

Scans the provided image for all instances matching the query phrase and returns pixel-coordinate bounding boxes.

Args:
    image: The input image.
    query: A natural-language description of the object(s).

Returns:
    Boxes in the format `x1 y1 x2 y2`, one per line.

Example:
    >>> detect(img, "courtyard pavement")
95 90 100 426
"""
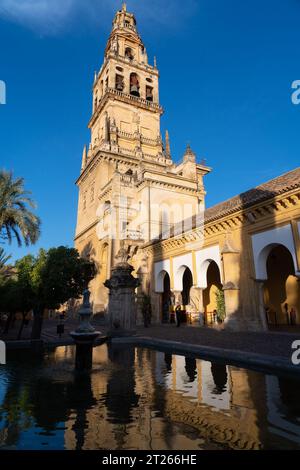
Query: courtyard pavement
1 317 300 361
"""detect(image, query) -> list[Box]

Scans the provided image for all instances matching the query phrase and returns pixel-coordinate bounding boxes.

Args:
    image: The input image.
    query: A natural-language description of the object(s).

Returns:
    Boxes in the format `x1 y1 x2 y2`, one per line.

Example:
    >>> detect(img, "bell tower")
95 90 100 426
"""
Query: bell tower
75 3 211 315
89 2 163 159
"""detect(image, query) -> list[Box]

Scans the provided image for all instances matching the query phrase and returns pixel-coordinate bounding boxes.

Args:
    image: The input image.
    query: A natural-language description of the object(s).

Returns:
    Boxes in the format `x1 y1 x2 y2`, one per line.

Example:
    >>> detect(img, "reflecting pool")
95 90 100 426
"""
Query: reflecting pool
0 344 300 450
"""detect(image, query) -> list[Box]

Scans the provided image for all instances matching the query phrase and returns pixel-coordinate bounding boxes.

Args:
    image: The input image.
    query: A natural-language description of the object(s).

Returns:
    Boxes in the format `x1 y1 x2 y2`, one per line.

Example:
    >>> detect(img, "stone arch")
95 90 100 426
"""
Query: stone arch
257 243 297 281
195 245 222 288
203 260 223 324
99 242 109 283
155 268 170 293
161 271 171 323
173 253 193 291
181 267 193 306
174 265 189 292
252 225 298 280
263 244 300 325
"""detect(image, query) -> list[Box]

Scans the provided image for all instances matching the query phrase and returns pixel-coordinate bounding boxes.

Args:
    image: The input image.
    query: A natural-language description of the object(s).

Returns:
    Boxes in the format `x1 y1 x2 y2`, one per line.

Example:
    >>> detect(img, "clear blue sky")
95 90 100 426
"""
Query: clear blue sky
0 0 299 261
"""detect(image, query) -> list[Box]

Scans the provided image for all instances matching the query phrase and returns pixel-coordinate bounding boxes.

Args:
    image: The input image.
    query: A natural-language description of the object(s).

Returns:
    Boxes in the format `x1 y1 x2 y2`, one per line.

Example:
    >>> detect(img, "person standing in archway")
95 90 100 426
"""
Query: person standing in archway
284 303 290 325
175 303 181 328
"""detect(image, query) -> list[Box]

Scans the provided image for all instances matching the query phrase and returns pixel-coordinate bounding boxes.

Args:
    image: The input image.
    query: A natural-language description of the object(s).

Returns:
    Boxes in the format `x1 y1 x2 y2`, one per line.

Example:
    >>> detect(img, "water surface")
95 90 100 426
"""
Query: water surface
0 344 300 450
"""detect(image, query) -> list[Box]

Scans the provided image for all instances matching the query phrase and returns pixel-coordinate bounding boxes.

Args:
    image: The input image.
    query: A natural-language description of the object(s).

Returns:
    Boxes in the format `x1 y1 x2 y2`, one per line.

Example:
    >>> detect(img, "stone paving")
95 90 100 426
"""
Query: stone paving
136 324 300 359
2 317 300 360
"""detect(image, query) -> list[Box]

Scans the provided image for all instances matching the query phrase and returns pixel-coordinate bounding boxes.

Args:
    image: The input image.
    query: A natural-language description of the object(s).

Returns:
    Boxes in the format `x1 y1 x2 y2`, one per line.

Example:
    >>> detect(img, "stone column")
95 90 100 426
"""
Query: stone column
223 283 241 330
190 287 204 325
222 244 243 331
254 280 268 331
172 290 182 305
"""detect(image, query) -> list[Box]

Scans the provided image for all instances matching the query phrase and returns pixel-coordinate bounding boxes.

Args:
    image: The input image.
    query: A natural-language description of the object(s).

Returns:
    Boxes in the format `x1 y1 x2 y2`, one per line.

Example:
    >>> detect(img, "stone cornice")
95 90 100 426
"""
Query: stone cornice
76 150 140 185
76 150 206 195
136 177 200 196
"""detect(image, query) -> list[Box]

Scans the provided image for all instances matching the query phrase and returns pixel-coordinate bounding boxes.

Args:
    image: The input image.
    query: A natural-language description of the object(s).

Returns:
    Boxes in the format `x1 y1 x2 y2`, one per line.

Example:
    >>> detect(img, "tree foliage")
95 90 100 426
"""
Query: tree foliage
0 170 41 246
215 288 226 322
0 246 96 339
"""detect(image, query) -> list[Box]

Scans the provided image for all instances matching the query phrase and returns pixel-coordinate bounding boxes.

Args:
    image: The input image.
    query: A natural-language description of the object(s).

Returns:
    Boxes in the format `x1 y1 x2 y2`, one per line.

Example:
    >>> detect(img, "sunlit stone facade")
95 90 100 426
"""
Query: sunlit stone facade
75 4 300 330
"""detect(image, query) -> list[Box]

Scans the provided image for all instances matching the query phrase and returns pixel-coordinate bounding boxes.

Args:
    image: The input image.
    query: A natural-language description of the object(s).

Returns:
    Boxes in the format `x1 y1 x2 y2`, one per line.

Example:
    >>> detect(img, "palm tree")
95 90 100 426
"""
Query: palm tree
0 170 41 246
0 247 10 268
0 247 11 283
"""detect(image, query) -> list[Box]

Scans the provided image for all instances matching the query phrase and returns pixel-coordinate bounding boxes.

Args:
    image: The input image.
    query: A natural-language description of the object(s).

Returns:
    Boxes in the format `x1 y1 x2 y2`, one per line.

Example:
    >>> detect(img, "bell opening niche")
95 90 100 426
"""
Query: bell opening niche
115 74 124 92
125 47 134 61
130 73 140 97
146 85 153 102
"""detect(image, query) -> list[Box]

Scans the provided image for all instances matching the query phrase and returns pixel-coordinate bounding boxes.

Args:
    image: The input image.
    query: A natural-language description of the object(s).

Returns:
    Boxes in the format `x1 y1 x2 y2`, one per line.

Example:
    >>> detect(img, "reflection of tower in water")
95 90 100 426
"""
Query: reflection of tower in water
69 374 96 451
106 345 140 423
105 345 140 448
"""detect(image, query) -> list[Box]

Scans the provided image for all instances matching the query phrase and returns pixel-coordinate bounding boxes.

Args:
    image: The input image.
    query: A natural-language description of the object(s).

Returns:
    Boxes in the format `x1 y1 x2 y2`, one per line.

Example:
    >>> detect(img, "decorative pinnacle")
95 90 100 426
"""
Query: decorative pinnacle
184 143 196 162
165 130 171 157
122 2 127 12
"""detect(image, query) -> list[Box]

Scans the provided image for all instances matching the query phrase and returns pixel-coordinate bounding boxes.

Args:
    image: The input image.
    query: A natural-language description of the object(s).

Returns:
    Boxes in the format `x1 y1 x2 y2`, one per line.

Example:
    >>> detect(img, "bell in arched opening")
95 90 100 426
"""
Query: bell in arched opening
125 47 134 61
146 85 153 102
115 74 124 91
130 73 140 97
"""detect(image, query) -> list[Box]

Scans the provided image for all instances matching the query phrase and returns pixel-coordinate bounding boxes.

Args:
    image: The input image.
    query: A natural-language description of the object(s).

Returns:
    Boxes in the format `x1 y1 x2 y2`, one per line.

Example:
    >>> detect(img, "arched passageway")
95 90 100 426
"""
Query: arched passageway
203 261 223 325
180 267 193 324
161 271 171 323
263 245 300 326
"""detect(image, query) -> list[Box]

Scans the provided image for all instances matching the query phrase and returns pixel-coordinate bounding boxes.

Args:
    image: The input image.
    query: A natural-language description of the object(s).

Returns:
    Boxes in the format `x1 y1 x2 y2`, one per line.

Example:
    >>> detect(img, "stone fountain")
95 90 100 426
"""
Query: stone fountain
70 289 102 371
104 241 140 337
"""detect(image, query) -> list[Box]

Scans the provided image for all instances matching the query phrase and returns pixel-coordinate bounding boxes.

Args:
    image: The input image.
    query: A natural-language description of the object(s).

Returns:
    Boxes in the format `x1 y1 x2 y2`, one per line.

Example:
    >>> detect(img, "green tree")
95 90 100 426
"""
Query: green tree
0 247 11 283
0 170 40 246
29 246 95 339
215 288 226 323
0 247 95 340
0 256 34 337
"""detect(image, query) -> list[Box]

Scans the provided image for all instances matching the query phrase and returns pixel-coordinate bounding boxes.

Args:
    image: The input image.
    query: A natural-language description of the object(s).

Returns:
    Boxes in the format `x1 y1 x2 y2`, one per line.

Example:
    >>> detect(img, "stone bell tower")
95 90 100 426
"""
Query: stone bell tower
75 3 211 315
90 2 163 158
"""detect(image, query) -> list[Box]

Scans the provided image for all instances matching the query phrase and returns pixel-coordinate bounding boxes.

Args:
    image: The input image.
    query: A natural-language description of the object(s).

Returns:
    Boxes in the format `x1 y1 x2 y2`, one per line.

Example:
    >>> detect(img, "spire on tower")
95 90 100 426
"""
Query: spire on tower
122 2 127 12
81 145 87 171
165 130 171 158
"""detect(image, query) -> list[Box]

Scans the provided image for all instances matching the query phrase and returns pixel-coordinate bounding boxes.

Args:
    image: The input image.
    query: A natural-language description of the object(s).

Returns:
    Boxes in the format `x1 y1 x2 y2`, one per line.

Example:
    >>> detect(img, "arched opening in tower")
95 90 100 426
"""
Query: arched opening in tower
130 73 140 97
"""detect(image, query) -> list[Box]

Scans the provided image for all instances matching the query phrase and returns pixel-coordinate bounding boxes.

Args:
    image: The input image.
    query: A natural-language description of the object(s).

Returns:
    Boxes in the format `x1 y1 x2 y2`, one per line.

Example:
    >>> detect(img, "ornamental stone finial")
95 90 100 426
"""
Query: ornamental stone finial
183 143 196 163
165 130 171 158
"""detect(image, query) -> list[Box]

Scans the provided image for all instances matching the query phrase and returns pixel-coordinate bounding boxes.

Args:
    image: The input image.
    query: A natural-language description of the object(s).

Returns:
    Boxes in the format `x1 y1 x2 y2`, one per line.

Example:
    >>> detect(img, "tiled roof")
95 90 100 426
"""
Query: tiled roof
204 167 300 224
